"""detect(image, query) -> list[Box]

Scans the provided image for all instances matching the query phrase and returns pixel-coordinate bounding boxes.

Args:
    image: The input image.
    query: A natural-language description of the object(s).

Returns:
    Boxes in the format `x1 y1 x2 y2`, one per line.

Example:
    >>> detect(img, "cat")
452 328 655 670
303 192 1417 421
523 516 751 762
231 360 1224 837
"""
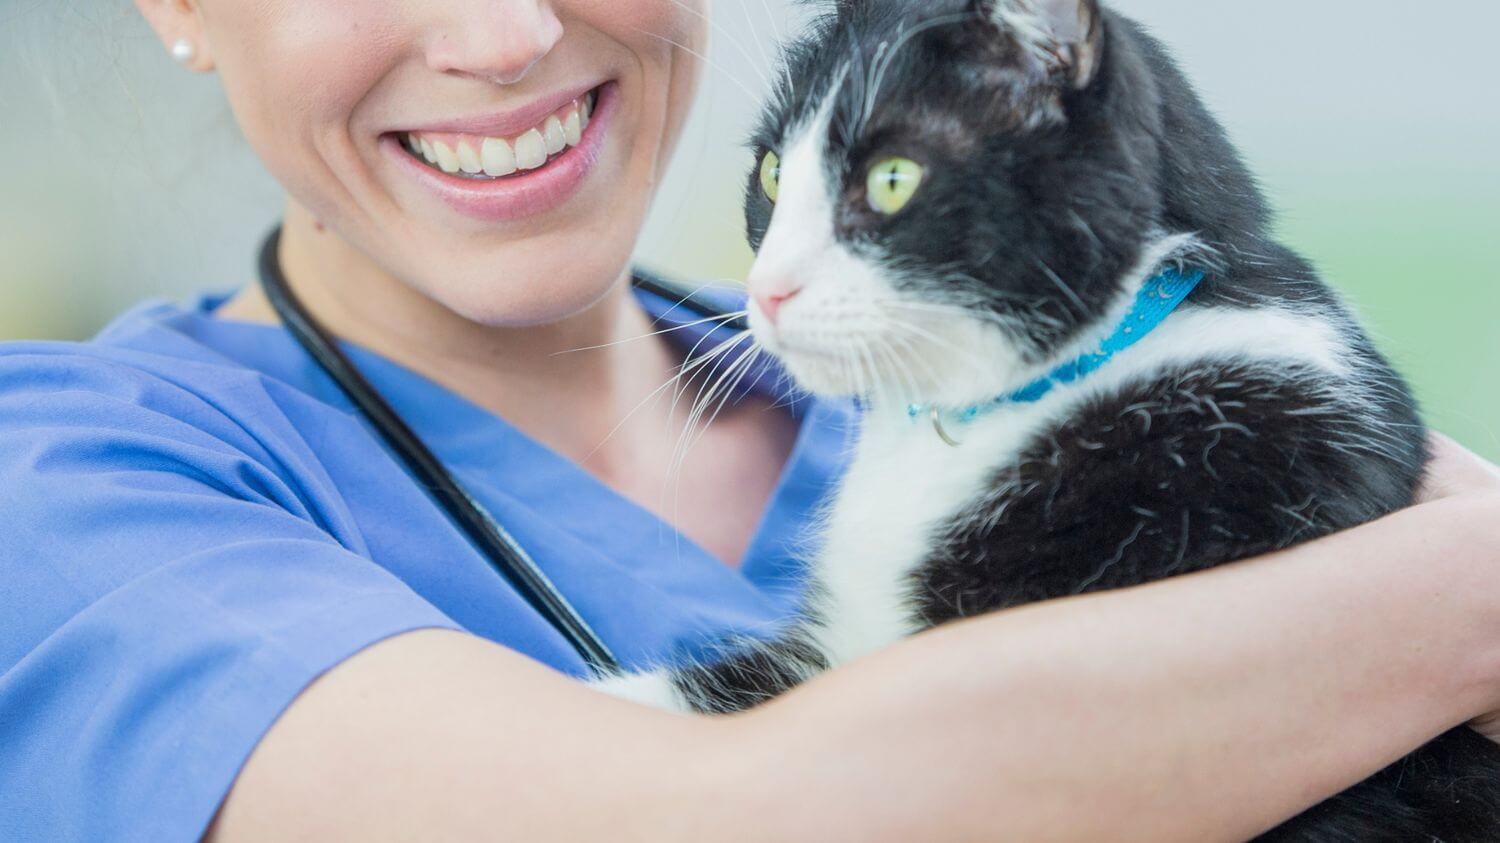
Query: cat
604 0 1500 837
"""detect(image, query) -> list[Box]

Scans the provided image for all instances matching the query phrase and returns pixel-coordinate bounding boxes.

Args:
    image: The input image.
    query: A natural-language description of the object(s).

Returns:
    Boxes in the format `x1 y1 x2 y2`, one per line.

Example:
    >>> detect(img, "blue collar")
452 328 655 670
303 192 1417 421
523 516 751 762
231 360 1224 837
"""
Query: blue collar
907 267 1205 443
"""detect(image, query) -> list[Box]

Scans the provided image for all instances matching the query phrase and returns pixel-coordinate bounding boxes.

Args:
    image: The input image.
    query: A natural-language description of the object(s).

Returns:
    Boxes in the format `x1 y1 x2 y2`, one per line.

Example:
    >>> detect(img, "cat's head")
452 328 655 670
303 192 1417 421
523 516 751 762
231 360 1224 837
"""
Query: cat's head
743 0 1181 406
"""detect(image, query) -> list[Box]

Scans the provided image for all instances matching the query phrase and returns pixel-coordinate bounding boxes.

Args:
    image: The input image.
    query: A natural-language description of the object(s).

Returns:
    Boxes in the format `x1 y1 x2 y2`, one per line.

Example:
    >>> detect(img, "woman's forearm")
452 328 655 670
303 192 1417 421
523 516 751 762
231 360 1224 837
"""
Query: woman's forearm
727 493 1500 843
212 494 1500 843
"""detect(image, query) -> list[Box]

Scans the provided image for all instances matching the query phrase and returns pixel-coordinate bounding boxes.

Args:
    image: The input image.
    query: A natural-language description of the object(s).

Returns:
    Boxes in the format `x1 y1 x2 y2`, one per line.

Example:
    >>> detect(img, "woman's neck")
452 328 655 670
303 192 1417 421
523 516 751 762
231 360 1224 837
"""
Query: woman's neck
217 202 684 481
219 201 802 569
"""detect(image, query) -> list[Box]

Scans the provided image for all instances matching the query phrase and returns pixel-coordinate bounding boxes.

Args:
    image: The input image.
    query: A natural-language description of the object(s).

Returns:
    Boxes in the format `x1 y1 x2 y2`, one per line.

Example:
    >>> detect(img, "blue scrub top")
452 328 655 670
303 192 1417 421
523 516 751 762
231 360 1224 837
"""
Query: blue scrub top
0 283 855 842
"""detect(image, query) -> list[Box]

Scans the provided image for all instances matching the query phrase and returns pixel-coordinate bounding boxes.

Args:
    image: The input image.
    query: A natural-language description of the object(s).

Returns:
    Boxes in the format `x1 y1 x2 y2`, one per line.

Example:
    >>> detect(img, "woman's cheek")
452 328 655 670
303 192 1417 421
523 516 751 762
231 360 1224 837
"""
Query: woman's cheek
566 0 702 39
199 0 406 200
564 0 707 170
564 0 707 63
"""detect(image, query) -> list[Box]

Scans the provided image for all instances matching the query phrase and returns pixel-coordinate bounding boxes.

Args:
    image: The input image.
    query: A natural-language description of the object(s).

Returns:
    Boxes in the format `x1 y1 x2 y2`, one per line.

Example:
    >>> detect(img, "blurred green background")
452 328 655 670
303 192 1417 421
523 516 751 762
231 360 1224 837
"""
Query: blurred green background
1 1 1495 457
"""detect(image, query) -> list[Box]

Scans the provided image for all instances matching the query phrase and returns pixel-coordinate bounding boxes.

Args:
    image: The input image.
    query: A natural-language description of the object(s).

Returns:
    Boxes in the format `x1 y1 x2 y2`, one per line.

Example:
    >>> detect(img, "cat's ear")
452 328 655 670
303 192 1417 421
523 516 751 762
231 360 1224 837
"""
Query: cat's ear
977 0 1104 90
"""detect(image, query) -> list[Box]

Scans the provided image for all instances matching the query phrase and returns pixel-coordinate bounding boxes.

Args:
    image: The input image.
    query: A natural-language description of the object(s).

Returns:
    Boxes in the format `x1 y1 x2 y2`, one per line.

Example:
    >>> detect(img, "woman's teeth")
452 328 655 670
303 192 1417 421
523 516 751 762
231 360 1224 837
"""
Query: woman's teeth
402 93 595 179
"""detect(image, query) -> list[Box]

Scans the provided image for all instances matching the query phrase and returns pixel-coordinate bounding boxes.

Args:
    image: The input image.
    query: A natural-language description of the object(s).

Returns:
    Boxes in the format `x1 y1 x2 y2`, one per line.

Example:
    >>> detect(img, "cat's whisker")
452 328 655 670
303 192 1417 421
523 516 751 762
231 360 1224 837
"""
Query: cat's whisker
737 347 783 414
584 329 755 464
670 324 753 415
850 341 875 402
757 0 786 41
666 348 747 458
880 331 943 400
682 343 758 450
1031 258 1087 316
872 339 922 405
866 341 902 398
670 277 758 296
835 340 866 402
658 0 773 92
875 335 954 407
554 310 746 356
763 389 804 414
1065 209 1105 255
687 344 766 457
628 26 765 106
665 334 762 508
878 265 1058 315
753 0 790 96
875 313 995 363
876 299 1013 327
666 371 741 518
665 344 755 474
830 44 865 150
672 331 758 455
835 342 867 403
858 39 890 138
731 0 775 81
851 350 871 403
878 319 1008 395
856 11 973 136
856 339 889 406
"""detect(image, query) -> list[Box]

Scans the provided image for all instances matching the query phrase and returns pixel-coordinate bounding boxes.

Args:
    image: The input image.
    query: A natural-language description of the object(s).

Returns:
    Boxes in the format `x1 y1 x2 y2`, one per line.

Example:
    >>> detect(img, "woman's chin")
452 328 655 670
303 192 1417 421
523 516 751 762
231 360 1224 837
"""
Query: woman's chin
420 255 629 329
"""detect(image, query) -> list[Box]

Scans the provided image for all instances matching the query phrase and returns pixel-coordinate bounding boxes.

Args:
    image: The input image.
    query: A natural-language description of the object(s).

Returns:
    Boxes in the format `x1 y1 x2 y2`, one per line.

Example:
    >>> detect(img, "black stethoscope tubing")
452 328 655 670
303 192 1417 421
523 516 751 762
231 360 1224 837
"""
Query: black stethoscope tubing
258 226 744 675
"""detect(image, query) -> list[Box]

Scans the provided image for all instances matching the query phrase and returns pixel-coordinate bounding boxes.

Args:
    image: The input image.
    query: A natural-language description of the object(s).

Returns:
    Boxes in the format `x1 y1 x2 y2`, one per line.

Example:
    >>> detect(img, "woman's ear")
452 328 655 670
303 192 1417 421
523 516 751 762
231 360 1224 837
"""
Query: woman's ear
134 0 216 72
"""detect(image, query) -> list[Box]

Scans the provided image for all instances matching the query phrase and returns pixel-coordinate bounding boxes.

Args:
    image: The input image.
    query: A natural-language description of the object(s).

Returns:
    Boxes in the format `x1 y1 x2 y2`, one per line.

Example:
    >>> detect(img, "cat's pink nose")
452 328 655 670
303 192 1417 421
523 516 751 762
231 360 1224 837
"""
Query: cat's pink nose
753 287 801 325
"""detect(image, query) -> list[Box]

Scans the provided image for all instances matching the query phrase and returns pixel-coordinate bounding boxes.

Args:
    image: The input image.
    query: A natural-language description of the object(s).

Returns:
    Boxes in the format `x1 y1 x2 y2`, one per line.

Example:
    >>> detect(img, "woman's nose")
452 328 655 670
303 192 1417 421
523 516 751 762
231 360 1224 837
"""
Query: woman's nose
424 0 565 85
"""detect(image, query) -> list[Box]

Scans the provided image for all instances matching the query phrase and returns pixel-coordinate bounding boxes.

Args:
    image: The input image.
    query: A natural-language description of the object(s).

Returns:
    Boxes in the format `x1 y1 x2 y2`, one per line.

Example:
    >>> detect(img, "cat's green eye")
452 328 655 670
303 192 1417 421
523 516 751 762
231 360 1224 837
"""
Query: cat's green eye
866 157 925 215
759 151 781 203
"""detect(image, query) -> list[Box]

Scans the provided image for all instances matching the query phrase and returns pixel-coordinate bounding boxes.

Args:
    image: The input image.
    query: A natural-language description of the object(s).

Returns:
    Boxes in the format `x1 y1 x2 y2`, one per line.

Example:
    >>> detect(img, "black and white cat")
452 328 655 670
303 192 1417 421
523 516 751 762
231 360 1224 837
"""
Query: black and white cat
607 0 1500 836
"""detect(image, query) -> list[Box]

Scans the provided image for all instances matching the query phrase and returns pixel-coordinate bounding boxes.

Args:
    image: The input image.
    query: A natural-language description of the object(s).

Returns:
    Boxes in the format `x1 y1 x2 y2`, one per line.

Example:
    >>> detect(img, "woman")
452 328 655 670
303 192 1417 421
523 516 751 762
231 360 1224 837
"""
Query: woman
2 1 1499 840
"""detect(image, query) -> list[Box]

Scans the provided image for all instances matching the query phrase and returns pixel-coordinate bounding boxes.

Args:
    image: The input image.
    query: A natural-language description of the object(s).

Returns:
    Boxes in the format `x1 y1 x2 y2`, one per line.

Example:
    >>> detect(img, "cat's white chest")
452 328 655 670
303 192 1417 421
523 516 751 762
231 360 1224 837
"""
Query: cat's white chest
810 402 1059 666
803 304 1352 669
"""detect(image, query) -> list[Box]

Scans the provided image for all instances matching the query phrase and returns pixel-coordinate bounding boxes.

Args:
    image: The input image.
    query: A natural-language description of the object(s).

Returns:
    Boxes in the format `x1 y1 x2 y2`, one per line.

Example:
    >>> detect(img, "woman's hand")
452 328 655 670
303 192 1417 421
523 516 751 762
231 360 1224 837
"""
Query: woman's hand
1420 434 1500 742
1418 433 1500 504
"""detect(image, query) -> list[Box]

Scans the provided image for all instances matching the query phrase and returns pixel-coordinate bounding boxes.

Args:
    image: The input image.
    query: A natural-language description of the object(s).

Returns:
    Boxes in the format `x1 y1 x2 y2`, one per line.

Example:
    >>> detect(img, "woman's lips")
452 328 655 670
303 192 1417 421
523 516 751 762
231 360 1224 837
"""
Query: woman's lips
383 82 617 223
406 81 601 139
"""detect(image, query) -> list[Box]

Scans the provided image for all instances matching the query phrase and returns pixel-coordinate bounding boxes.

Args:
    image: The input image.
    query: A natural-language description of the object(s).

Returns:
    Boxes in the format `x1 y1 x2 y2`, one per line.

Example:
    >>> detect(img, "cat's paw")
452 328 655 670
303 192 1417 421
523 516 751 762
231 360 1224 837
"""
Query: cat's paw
590 669 694 714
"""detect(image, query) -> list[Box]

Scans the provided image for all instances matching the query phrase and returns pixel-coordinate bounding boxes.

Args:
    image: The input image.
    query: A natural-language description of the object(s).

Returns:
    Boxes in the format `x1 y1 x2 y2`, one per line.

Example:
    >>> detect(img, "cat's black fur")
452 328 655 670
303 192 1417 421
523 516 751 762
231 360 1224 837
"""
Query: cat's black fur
669 0 1500 837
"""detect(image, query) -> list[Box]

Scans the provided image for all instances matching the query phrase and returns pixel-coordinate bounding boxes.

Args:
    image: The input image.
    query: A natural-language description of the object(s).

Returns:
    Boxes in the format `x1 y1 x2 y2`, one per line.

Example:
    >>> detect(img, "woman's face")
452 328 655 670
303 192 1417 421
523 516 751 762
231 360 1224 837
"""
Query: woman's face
143 0 706 325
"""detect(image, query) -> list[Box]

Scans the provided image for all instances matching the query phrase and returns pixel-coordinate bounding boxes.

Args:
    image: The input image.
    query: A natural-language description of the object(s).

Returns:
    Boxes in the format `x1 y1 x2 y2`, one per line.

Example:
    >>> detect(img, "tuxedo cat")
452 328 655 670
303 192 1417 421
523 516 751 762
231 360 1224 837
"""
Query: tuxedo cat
606 0 1500 837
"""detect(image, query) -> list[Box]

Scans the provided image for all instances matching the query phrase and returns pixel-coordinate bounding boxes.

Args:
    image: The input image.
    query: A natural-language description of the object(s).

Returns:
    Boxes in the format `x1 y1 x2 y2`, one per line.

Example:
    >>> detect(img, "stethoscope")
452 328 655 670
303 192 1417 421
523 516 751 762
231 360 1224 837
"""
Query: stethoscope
257 227 746 676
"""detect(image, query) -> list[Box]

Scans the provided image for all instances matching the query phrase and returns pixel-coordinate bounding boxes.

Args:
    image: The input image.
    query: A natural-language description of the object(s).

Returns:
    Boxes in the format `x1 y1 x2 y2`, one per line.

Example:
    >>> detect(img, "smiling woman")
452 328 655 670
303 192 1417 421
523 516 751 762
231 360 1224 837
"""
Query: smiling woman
4 1 1500 842
146 0 702 328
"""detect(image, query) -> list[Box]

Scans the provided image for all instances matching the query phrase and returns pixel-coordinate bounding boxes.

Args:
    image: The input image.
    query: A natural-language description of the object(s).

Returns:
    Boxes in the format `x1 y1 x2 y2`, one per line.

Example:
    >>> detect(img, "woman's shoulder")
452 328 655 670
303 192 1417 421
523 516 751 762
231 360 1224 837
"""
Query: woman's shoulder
0 307 461 843
0 294 353 496
0 293 327 433
3 295 245 381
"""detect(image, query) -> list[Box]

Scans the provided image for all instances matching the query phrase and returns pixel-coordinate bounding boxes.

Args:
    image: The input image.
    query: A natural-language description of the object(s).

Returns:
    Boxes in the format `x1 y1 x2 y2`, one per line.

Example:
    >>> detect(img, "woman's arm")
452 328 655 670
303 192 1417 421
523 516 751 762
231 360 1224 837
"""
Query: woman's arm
210 473 1500 842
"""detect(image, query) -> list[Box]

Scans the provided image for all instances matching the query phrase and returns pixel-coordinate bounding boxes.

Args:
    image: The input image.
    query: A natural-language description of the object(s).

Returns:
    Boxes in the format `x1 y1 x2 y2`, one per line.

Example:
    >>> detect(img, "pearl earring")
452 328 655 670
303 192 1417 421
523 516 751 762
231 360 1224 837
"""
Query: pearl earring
171 39 196 65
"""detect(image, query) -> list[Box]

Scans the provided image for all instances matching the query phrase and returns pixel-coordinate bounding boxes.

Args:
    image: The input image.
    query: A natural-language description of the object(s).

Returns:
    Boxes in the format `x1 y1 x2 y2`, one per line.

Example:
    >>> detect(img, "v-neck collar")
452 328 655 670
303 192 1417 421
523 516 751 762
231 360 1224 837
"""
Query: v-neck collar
161 280 856 610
